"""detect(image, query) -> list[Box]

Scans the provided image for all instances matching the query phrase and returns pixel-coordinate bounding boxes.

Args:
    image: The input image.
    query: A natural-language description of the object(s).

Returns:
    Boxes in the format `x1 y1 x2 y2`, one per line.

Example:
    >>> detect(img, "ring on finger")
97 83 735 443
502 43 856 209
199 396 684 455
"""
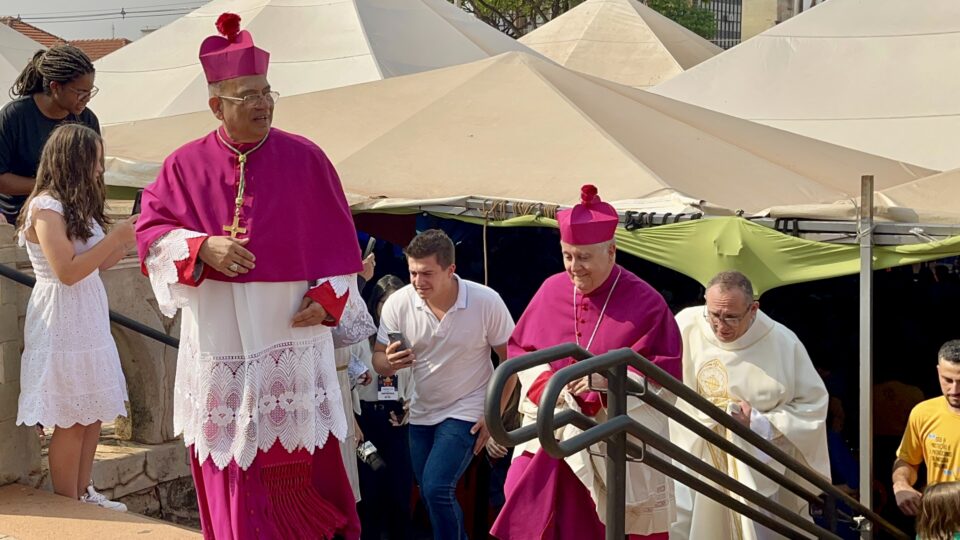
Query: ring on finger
228 263 240 272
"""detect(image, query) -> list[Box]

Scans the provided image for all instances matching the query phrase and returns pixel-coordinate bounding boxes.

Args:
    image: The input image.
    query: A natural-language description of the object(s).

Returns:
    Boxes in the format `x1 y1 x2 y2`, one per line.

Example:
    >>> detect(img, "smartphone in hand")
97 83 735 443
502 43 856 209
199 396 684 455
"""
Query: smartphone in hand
387 331 410 351
363 236 376 258
132 189 144 215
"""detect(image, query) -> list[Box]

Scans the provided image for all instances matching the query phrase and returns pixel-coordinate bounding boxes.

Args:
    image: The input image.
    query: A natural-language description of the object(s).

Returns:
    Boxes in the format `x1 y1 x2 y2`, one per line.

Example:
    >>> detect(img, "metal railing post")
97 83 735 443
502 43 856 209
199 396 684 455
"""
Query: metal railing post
858 175 875 540
605 362 627 540
0 262 179 348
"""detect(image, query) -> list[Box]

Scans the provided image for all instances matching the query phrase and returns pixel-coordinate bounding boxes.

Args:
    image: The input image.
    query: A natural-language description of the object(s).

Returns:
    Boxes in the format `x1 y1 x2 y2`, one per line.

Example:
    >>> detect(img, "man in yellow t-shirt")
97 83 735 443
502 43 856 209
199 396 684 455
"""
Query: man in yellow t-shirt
892 339 960 516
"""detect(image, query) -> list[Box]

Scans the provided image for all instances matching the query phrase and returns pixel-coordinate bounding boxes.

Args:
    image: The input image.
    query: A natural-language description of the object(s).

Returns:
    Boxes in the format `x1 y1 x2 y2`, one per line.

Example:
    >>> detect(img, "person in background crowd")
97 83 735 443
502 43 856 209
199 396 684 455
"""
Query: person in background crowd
333 253 378 503
670 270 830 540
1 45 100 224
893 340 960 517
357 274 415 540
915 482 960 540
373 229 515 540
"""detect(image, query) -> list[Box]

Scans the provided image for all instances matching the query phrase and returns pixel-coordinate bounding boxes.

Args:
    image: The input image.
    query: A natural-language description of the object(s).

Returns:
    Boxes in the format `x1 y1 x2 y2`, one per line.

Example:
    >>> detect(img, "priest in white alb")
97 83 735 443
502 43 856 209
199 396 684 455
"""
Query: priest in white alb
135 13 362 540
669 270 830 540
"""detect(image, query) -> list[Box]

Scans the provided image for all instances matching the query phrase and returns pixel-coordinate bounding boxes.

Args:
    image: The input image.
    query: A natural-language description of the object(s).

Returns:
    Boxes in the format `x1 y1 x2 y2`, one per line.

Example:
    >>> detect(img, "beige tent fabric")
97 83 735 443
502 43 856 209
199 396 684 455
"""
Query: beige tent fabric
104 52 931 216
91 0 532 125
0 24 45 108
768 168 960 224
519 0 720 88
651 0 960 171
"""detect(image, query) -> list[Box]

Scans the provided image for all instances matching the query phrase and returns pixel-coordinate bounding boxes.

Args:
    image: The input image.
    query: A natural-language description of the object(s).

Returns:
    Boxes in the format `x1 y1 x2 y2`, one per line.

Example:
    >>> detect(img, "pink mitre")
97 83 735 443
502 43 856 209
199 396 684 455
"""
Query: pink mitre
557 184 619 245
199 13 270 84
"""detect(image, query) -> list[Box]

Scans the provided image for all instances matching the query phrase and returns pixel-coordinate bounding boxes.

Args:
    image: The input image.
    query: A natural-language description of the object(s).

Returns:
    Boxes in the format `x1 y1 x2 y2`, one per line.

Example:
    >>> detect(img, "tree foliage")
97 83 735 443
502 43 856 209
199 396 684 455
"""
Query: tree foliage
460 0 583 38
645 0 716 39
455 0 716 41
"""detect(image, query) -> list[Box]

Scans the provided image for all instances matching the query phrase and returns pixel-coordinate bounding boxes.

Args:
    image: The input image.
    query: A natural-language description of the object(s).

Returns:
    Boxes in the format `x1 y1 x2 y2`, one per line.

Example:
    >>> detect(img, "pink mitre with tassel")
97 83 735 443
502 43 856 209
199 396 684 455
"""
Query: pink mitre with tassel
199 13 270 84
557 184 619 245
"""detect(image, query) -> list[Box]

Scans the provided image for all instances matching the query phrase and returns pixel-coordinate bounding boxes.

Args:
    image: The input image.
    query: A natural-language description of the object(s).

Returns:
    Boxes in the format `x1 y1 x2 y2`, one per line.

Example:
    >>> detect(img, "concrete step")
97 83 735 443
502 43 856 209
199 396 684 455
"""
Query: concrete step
0 484 200 539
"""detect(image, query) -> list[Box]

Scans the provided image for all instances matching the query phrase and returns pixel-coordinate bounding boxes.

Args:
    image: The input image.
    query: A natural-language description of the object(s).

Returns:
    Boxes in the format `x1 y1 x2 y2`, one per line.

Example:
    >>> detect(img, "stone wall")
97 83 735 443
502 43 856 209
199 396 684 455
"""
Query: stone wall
90 439 199 528
0 224 40 485
21 435 199 529
101 258 181 444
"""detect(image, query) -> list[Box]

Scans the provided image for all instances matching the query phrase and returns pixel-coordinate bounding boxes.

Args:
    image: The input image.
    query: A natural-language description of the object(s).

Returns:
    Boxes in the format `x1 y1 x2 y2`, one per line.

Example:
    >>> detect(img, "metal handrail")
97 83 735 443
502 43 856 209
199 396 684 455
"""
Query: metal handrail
0 263 179 349
538 355 841 540
485 343 910 540
598 347 905 538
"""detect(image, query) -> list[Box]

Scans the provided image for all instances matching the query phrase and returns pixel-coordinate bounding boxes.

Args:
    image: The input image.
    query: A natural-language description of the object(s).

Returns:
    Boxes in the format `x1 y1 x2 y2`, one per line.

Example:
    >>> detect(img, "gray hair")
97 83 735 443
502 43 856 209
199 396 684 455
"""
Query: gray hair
207 81 223 98
706 270 755 301
939 340 960 364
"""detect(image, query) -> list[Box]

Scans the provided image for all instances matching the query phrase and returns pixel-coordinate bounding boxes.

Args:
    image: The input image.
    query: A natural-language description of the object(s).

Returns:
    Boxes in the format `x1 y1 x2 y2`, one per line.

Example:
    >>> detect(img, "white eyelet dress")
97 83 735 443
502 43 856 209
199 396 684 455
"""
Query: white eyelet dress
16 194 128 428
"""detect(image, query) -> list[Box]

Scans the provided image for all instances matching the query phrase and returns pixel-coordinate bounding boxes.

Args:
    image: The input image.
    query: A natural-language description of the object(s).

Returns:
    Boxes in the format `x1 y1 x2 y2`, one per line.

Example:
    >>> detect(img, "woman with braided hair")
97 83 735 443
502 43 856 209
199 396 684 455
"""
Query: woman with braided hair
0 44 100 224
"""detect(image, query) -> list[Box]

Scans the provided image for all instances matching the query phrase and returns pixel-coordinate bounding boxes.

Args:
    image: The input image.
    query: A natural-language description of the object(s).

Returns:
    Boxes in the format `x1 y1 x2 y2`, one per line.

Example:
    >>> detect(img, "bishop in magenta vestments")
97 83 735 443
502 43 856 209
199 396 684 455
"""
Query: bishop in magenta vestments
135 13 361 540
490 186 682 540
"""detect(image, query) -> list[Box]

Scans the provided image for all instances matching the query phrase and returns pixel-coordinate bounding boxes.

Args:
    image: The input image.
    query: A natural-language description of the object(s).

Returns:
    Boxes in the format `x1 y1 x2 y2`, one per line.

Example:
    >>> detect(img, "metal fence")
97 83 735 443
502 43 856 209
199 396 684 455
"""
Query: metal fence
703 0 742 49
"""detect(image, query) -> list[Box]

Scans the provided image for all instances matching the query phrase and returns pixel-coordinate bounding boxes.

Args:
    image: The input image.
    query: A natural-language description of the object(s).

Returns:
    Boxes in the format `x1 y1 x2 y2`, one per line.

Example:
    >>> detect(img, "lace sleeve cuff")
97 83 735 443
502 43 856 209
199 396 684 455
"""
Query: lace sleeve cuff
145 229 208 318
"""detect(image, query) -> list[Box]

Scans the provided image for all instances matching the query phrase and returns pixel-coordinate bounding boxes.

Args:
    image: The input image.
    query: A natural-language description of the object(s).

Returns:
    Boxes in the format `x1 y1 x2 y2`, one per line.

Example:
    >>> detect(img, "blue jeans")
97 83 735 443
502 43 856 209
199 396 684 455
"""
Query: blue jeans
409 418 476 540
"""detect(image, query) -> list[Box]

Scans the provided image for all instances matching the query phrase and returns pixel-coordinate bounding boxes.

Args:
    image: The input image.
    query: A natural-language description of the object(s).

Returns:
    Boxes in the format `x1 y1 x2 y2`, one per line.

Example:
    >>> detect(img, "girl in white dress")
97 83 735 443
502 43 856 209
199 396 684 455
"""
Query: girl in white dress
15 124 136 509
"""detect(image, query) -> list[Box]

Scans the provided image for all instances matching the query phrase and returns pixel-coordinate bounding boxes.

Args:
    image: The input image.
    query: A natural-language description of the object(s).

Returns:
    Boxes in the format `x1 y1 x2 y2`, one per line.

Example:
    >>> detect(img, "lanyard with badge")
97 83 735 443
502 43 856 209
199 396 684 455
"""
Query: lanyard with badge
377 374 400 401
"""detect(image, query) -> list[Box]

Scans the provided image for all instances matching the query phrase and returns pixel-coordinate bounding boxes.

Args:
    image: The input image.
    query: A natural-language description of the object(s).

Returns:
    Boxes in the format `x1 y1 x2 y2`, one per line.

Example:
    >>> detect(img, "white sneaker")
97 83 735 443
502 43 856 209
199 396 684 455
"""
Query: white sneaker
80 486 127 512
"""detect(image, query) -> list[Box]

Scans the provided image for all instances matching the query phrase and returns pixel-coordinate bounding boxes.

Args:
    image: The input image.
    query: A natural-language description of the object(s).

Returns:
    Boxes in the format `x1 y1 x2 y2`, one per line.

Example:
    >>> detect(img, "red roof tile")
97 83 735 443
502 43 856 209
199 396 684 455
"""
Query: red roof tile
0 17 65 48
70 38 131 61
0 18 131 61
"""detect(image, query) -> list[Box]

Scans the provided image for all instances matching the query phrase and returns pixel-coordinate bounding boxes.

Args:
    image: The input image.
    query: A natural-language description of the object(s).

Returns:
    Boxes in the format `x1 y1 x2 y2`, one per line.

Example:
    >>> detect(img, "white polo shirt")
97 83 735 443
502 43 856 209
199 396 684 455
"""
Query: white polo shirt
376 275 514 426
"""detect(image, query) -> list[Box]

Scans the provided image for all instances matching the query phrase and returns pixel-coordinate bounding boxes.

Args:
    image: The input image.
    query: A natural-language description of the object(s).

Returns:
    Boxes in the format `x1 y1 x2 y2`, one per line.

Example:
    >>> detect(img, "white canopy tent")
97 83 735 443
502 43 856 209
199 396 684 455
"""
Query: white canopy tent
768 167 960 226
91 0 533 125
101 52 952 535
0 23 45 108
519 0 721 88
104 52 931 216
651 0 960 171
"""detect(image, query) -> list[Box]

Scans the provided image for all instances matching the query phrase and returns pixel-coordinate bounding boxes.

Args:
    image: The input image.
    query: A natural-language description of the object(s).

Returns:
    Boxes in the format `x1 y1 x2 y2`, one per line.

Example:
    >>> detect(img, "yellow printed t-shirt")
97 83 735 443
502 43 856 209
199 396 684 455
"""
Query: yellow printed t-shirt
897 396 960 485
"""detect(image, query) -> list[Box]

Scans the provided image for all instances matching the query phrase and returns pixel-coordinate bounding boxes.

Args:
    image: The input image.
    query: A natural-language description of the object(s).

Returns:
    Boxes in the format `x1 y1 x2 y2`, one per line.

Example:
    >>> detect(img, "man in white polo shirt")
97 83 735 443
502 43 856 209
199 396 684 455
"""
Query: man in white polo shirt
373 229 515 540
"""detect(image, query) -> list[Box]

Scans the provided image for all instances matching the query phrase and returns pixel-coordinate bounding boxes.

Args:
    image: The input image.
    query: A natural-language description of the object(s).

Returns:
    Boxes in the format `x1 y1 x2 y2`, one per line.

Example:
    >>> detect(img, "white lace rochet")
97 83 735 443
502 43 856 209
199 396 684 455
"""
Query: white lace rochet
145 230 352 469
174 334 346 469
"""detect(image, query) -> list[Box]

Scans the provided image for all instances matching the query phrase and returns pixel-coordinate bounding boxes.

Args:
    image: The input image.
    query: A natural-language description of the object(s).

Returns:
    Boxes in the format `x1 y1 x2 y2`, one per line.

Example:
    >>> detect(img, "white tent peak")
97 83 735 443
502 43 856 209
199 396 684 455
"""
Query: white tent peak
0 23 46 109
91 0 533 125
519 0 720 88
105 49 931 216
651 0 960 171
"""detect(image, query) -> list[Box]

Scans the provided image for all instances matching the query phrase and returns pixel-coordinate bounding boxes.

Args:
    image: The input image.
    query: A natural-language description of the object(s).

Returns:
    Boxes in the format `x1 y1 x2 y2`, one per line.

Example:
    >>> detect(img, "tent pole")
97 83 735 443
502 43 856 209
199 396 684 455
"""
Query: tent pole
858 175 874 539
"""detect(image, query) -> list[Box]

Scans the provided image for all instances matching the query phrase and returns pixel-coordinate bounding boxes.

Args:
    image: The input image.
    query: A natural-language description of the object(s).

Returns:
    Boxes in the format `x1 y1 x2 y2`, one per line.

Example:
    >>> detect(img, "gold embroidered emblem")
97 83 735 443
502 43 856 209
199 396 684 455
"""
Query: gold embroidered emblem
697 358 731 409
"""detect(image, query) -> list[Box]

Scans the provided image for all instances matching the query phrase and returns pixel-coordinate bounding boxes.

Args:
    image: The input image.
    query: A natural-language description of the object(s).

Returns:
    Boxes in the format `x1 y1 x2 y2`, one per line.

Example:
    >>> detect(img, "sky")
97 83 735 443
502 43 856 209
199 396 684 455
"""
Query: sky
2 0 204 41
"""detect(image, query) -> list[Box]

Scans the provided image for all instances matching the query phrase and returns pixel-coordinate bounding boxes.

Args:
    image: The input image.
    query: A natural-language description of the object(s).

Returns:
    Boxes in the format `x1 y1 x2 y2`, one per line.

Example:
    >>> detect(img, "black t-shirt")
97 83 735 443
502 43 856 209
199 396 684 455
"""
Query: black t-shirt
0 96 101 223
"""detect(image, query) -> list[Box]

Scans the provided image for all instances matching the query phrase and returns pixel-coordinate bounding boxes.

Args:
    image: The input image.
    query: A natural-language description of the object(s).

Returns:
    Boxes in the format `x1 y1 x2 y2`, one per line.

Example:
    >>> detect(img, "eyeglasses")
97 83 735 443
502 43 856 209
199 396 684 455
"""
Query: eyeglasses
703 307 753 327
218 91 280 107
63 85 98 101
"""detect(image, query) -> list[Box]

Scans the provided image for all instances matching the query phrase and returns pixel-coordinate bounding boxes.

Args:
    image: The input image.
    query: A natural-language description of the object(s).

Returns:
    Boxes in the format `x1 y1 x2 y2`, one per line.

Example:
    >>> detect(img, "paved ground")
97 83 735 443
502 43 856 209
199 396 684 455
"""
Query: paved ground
0 484 200 540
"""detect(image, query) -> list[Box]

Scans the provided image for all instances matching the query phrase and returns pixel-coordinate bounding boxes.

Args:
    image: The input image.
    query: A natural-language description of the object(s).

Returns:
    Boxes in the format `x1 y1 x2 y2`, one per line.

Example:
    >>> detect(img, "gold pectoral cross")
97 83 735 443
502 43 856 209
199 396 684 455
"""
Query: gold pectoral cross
217 131 269 240
223 213 247 238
